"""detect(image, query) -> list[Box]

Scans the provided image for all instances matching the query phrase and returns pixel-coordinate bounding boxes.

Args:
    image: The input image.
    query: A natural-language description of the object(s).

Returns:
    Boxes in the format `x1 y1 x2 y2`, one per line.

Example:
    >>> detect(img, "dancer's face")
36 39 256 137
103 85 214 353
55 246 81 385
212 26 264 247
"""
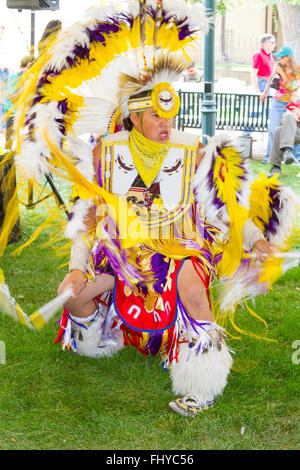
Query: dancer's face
130 110 172 143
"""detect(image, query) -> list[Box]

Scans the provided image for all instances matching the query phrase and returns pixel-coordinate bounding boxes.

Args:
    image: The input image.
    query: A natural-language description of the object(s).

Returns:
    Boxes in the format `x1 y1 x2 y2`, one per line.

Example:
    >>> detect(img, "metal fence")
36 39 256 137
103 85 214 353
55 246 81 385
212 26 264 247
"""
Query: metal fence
176 91 273 132
195 31 261 65
216 31 260 65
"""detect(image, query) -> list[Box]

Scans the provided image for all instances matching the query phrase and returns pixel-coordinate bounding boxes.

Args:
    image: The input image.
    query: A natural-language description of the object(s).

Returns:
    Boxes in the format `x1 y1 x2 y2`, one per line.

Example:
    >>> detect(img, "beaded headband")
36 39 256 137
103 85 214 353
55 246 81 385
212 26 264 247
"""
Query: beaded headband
128 82 181 119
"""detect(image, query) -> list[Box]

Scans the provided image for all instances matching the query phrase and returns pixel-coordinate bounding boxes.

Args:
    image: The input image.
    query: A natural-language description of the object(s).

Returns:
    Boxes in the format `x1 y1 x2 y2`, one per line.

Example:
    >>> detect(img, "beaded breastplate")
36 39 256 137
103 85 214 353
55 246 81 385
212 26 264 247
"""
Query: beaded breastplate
99 130 199 225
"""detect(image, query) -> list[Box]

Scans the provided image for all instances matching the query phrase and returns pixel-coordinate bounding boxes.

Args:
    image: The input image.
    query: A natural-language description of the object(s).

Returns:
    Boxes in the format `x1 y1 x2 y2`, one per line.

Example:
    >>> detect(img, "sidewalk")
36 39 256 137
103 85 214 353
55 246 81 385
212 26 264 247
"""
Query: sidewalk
185 127 267 160
227 130 267 160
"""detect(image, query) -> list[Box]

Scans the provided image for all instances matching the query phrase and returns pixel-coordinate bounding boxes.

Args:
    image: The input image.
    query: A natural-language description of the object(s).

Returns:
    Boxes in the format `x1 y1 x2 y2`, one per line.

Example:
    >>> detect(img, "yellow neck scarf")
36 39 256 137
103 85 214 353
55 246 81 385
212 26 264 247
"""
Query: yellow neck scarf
129 127 170 187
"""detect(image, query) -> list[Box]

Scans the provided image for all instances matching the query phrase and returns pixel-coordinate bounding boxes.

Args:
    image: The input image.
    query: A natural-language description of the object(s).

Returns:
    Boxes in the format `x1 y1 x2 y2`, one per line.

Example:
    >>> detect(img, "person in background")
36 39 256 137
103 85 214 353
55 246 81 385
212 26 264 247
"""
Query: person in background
243 34 276 137
267 100 300 177
261 46 300 164
181 62 202 82
252 34 276 95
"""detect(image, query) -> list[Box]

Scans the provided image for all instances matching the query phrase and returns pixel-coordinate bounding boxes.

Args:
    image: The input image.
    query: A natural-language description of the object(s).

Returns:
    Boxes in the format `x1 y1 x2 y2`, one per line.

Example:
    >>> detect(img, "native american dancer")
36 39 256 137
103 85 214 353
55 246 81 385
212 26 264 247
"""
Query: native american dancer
1 1 299 417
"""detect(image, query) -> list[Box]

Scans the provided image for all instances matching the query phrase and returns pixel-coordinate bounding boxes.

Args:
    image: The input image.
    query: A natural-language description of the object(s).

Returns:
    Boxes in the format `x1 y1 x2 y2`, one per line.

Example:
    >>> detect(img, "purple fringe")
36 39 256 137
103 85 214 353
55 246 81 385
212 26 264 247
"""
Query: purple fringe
151 253 170 294
147 7 197 41
145 332 165 356
177 296 212 337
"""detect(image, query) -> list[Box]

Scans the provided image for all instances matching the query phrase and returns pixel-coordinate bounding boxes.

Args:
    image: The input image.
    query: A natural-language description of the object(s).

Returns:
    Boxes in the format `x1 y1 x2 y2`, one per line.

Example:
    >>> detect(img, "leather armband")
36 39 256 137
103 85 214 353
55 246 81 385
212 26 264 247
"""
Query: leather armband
69 233 91 273
242 219 264 251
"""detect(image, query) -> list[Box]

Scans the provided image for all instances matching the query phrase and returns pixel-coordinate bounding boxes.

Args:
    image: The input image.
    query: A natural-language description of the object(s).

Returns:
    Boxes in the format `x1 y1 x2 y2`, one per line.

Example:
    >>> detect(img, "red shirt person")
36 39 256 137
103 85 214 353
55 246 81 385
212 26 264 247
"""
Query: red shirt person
243 34 276 137
251 34 276 94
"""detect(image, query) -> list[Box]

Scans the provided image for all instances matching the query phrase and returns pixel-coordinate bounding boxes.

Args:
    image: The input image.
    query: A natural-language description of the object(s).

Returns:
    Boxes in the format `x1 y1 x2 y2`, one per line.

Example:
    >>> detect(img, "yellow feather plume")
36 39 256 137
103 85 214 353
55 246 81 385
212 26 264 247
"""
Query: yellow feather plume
249 173 281 232
213 147 249 277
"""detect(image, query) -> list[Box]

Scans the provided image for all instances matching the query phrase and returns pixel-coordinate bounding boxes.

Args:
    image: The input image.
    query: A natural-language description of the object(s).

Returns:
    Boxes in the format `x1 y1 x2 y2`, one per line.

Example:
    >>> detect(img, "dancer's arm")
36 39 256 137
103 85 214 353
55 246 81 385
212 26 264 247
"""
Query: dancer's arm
58 205 96 296
58 143 101 296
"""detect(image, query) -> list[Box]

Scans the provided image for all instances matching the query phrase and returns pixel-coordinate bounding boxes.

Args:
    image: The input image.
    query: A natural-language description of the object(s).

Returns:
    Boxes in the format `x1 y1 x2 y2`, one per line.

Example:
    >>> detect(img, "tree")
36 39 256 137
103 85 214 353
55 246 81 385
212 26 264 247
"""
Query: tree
275 1 300 60
189 0 300 60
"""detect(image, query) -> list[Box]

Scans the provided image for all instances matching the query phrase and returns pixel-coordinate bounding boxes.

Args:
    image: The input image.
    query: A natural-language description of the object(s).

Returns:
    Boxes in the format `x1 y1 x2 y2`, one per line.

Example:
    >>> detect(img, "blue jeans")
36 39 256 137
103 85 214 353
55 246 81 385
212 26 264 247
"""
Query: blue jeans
294 144 300 161
257 77 269 94
265 98 289 160
243 77 269 136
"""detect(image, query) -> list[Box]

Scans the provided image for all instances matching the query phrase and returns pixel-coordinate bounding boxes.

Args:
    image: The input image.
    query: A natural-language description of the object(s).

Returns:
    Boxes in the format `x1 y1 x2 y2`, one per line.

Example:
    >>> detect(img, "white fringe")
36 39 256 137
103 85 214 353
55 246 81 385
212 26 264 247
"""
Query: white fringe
64 198 94 240
65 136 95 182
64 303 124 358
170 340 233 402
268 186 300 247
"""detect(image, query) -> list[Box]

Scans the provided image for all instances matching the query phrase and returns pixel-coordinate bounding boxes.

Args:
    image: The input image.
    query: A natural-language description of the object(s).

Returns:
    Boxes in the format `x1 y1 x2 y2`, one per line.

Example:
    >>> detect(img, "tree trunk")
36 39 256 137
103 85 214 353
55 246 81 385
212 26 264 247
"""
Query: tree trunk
277 1 300 61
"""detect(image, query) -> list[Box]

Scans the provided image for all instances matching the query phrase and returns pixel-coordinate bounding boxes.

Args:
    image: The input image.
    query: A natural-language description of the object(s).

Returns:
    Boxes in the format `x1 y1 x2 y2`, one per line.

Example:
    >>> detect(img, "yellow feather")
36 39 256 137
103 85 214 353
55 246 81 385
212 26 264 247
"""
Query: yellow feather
249 173 281 231
258 257 283 285
228 306 275 342
214 147 249 277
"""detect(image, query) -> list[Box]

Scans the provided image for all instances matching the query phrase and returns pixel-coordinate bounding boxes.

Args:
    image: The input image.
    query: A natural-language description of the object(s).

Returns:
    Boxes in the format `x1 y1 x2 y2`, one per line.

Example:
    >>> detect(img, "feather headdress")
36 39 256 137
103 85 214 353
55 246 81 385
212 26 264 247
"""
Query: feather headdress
193 134 250 277
14 0 210 181
0 0 210 256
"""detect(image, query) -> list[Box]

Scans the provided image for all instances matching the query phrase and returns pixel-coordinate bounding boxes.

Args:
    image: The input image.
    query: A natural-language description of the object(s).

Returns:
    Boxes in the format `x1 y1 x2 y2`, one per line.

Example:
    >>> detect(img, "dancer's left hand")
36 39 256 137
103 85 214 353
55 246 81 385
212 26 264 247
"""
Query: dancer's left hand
253 239 279 262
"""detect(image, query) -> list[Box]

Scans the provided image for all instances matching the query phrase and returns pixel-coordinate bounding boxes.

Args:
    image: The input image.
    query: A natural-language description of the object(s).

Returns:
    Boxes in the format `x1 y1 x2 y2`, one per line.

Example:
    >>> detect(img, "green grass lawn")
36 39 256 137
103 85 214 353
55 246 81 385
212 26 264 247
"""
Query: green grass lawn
0 161 299 450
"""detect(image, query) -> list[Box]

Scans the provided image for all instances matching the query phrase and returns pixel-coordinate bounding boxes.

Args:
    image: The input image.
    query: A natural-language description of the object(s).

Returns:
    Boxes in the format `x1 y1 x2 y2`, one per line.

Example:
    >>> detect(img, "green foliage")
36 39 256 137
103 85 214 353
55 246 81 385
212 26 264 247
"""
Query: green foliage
188 0 239 14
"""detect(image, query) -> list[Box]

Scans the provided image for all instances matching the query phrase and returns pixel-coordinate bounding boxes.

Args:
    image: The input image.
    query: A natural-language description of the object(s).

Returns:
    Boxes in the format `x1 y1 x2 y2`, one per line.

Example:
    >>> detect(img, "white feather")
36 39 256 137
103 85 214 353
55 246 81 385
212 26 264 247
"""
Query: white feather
43 25 90 73
148 0 210 33
16 0 212 191
170 340 233 402
65 136 95 182
268 186 300 247
15 140 48 179
64 198 94 240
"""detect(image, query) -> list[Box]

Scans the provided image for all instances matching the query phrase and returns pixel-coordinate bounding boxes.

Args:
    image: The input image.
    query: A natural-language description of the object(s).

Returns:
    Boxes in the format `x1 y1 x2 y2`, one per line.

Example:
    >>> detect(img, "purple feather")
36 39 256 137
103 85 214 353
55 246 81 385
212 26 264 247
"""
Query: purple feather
262 186 281 239
145 332 164 356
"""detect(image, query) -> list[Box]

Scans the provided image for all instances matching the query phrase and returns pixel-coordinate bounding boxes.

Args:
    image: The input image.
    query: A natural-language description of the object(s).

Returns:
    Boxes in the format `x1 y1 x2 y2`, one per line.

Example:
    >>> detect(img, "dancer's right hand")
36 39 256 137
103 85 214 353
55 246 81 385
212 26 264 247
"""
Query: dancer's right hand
57 269 85 297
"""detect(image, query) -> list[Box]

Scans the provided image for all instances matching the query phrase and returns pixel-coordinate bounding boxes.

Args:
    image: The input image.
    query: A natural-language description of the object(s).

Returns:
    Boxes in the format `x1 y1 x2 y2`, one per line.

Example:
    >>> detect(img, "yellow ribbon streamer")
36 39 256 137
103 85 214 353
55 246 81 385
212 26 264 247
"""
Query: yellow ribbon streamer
216 158 249 277
43 129 149 249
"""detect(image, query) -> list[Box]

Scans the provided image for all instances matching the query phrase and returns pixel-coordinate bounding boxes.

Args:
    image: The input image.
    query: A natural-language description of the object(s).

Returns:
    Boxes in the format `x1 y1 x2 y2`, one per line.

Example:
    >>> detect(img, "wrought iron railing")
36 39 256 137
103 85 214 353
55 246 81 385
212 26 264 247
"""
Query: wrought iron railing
176 91 273 132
